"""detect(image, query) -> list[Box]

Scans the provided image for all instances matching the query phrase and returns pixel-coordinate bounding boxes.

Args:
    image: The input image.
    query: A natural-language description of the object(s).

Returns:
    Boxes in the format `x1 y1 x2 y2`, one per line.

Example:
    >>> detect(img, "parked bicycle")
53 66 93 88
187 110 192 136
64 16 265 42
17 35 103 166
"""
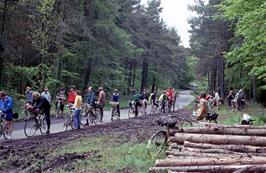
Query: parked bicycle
110 102 120 121
24 108 47 138
128 101 135 118
147 114 196 158
63 104 75 131
81 103 101 125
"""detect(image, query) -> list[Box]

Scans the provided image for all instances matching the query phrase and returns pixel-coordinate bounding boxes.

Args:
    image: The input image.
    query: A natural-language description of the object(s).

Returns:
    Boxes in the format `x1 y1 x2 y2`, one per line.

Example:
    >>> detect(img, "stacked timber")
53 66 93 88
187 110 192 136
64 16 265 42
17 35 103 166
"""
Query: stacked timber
150 124 266 173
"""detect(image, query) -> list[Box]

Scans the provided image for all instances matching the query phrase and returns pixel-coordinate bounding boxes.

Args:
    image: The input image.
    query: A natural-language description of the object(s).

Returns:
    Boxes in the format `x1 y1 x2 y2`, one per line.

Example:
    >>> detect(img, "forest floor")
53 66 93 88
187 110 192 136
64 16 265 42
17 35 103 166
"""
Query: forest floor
0 109 191 173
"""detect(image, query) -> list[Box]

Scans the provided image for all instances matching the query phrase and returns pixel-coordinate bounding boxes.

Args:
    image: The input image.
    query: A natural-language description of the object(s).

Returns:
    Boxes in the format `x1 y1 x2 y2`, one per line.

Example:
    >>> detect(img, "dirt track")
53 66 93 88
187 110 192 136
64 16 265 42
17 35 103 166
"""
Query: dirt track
0 109 191 173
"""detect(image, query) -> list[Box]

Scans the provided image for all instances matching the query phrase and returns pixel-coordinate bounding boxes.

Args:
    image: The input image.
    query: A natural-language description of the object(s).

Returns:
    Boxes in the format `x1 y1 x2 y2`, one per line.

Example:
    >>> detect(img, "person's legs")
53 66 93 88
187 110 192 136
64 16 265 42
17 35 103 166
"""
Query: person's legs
117 104 120 117
45 107 51 133
74 109 81 129
135 102 139 117
100 104 104 123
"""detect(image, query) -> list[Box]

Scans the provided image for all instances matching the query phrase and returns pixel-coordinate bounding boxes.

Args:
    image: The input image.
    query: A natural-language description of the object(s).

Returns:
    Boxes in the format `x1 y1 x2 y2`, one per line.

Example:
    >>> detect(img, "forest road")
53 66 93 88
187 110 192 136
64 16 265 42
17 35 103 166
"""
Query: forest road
2 90 194 140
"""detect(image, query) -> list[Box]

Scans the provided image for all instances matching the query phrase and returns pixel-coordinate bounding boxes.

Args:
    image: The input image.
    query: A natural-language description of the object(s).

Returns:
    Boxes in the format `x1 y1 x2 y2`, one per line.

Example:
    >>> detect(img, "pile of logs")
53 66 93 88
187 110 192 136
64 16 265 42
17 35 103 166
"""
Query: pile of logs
150 124 266 173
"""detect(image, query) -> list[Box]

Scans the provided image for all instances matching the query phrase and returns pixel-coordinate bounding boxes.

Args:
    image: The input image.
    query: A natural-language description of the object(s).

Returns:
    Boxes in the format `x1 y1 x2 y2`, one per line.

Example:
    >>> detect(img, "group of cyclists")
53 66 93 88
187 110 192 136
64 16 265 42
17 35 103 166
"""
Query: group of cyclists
129 87 178 117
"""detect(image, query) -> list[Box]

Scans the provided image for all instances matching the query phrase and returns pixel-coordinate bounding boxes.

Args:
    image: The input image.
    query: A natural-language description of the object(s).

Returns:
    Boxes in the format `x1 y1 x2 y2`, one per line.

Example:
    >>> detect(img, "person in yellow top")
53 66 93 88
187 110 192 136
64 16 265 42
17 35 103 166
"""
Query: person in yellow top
73 90 82 129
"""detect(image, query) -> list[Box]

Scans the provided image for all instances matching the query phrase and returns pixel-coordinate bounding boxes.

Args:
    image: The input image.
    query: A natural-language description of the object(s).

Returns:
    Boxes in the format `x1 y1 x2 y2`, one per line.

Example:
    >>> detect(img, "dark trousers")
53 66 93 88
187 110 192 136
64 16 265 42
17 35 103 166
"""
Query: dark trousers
117 104 120 117
99 103 105 122
161 101 166 113
74 109 81 129
135 101 141 117
45 106 51 131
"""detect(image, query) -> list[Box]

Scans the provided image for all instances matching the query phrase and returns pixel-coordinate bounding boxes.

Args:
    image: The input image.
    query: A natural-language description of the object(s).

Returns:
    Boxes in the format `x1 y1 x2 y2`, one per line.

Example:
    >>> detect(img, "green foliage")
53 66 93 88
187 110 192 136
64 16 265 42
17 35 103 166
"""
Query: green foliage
220 0 266 90
53 136 156 172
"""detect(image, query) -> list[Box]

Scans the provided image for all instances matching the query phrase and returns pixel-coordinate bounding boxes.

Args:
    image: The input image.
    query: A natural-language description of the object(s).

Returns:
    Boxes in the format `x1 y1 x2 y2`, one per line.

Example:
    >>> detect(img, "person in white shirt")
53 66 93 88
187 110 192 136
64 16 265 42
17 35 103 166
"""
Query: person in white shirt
41 87 52 104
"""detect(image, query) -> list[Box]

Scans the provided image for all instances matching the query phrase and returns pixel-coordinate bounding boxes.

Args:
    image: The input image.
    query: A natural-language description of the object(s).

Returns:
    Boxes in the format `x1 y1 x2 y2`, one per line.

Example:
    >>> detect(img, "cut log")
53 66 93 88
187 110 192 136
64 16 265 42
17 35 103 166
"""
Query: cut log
155 156 266 167
170 133 266 146
199 123 266 129
166 150 258 158
149 164 266 173
180 126 266 136
183 141 266 153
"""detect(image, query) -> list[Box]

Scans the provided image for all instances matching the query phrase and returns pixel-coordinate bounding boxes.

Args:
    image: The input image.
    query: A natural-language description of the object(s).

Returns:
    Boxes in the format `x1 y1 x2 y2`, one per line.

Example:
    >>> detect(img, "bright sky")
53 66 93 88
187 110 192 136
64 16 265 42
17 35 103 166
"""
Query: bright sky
141 0 200 48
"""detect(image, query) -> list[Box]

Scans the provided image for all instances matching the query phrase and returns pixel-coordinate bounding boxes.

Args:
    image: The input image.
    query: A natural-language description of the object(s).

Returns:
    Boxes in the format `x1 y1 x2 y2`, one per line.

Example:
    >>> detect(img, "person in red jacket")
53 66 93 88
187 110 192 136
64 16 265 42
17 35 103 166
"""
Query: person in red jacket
67 87 77 104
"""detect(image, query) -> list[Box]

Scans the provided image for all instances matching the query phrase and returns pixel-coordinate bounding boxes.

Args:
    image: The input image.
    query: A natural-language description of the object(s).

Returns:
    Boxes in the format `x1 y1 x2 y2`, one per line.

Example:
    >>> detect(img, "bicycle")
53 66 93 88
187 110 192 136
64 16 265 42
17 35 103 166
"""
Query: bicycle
82 103 101 125
0 112 8 139
63 104 75 131
110 102 120 121
128 101 135 118
24 109 47 138
150 102 159 115
55 99 64 118
147 114 196 159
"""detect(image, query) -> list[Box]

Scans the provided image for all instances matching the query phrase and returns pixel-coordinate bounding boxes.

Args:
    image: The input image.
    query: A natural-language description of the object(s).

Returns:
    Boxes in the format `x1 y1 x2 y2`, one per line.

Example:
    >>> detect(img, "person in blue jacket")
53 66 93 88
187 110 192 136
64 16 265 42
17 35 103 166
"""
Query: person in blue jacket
0 91 14 139
85 87 96 106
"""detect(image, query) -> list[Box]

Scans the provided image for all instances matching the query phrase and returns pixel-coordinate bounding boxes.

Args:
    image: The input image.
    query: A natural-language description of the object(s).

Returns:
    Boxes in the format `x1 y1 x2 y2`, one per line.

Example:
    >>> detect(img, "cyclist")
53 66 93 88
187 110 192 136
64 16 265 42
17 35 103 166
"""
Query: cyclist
32 92 51 134
85 86 96 106
67 87 77 104
111 89 120 120
0 91 14 139
141 88 149 109
196 93 208 120
73 90 82 129
25 87 33 104
172 89 177 112
149 91 159 114
41 87 52 104
227 90 234 107
158 91 167 113
55 88 66 117
166 87 174 112
98 87 106 123
133 92 142 117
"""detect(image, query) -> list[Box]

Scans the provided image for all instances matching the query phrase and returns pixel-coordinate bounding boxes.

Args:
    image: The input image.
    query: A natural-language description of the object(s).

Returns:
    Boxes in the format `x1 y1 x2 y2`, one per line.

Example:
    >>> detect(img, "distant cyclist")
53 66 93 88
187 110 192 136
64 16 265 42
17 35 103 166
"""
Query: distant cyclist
149 91 159 114
133 92 142 117
67 87 77 104
141 88 149 109
85 86 96 106
158 91 167 113
55 88 66 117
111 89 120 120
41 87 52 104
98 87 106 123
0 91 14 139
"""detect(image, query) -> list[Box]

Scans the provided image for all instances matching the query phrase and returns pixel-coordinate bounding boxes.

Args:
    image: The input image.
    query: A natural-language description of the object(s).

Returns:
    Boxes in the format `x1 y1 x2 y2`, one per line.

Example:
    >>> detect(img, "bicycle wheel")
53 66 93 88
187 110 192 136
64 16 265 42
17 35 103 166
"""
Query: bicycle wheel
128 107 134 119
90 109 100 125
147 130 167 159
24 117 38 137
80 108 88 126
39 114 48 134
64 113 74 131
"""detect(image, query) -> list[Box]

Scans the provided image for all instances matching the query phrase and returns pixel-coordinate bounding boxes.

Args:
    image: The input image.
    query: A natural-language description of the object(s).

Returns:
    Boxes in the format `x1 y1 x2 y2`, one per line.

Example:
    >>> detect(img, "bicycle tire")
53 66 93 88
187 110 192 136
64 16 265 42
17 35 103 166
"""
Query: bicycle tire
147 130 167 159
128 107 134 119
39 114 48 134
64 113 74 131
80 108 88 126
24 117 38 138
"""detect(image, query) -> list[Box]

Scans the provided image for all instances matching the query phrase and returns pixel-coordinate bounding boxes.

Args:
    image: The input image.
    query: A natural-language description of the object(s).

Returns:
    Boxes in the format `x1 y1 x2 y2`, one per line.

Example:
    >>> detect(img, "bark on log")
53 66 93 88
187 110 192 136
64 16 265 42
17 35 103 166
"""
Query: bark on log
202 123 266 129
166 150 261 158
170 133 266 146
180 126 266 136
149 164 266 173
183 141 266 153
155 157 266 167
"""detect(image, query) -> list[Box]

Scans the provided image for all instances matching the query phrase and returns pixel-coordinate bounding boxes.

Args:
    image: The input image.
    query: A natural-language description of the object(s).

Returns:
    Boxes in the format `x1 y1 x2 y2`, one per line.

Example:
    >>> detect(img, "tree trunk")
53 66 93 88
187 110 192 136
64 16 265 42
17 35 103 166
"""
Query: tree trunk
155 157 266 167
252 77 256 100
127 60 133 94
149 164 266 173
132 60 136 88
83 58 91 88
179 126 266 136
0 0 8 86
183 141 266 153
170 133 266 146
141 57 148 92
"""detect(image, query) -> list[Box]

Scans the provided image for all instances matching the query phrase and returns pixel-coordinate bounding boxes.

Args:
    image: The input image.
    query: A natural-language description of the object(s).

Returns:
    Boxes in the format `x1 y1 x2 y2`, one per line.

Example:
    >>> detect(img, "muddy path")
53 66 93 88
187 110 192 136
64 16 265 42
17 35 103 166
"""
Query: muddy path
0 109 191 173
